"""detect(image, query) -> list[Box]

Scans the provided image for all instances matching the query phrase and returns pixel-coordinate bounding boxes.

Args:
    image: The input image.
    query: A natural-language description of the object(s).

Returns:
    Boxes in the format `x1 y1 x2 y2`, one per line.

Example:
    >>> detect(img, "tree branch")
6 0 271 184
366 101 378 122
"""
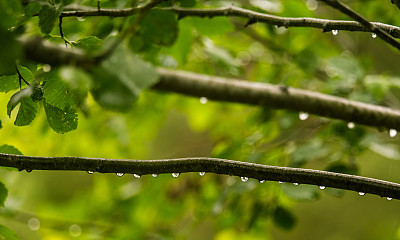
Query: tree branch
0 153 398 200
61 5 400 38
19 36 400 130
320 0 400 50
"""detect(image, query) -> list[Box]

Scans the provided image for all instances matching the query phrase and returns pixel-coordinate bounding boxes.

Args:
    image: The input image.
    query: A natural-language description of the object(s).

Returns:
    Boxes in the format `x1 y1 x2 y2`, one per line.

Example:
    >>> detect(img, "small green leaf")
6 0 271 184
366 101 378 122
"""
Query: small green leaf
39 4 63 34
0 75 19 93
281 183 320 202
0 225 19 240
16 65 34 84
273 206 297 230
140 9 178 47
14 97 38 126
43 70 74 110
190 17 234 36
0 182 8 207
44 102 77 133
91 45 159 111
72 36 102 54
0 145 23 155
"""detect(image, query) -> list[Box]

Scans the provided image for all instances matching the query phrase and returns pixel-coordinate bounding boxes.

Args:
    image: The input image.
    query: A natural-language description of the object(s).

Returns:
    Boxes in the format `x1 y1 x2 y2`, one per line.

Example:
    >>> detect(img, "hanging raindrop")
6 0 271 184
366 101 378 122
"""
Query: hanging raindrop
87 171 94 174
152 174 158 178
293 183 299 186
332 29 339 35
389 129 397 137
347 122 355 129
387 197 392 201
200 97 208 104
299 112 309 120
371 33 377 38
358 192 366 196
199 172 206 176
241 177 249 182
133 174 141 178
172 173 180 178
319 186 326 190
259 180 266 183
116 173 124 177
278 181 284 184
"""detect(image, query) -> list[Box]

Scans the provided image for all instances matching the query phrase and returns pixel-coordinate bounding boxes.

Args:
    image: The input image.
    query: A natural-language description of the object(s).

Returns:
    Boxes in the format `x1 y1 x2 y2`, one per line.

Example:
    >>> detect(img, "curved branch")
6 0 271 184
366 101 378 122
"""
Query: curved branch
61 5 400 38
19 37 400 130
0 153 398 200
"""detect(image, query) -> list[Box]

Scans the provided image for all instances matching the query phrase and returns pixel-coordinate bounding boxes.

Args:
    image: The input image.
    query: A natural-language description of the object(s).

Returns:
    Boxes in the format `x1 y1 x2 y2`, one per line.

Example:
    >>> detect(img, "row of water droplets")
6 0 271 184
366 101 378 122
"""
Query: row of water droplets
331 30 377 39
298 112 398 138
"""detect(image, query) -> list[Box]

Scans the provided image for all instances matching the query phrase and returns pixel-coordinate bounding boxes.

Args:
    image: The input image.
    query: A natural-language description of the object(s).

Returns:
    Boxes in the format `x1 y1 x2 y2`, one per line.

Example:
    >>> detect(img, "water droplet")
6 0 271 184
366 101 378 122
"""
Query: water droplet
371 33 377 38
293 183 299 186
389 129 397 137
69 224 82 237
241 177 249 182
199 172 206 176
347 122 355 129
278 181 284 184
387 197 392 201
133 174 141 178
64 112 67 115
319 186 326 190
259 180 266 183
42 64 51 72
28 218 40 231
332 29 339 35
172 173 180 178
87 171 94 174
200 97 208 104
358 192 365 196
116 173 124 177
299 112 309 120
152 174 158 178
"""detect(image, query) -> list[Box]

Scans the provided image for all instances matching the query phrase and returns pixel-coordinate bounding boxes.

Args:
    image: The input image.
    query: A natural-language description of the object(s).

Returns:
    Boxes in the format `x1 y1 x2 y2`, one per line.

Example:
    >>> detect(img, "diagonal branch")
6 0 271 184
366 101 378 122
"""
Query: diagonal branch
320 0 400 50
19 36 400 130
60 5 400 38
0 153 398 200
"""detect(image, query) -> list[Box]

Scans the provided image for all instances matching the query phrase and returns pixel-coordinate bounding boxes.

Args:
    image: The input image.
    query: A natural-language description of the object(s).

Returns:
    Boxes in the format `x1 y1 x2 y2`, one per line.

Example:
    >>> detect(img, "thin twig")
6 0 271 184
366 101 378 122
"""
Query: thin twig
320 0 400 50
0 153 399 200
58 17 69 48
61 5 400 39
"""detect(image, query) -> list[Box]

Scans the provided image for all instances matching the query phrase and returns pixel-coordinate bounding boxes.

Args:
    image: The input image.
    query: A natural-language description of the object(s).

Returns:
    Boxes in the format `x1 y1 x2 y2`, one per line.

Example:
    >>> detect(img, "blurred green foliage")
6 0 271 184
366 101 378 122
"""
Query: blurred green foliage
0 0 400 239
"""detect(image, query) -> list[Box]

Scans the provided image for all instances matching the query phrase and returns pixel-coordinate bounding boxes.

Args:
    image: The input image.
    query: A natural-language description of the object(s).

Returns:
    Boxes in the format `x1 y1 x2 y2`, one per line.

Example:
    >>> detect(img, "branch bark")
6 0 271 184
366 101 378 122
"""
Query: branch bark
19 36 400 130
61 5 400 38
0 153 398 200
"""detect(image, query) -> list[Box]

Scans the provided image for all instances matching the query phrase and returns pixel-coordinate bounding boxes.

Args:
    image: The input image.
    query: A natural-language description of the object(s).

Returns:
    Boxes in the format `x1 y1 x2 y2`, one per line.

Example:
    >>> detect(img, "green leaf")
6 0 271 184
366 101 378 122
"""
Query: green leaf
39 4 63 34
0 225 19 240
72 36 102 54
12 2 42 31
0 75 19 93
0 145 23 155
91 45 159 111
17 65 34 83
273 206 297 230
280 183 320 202
7 88 32 117
190 17 234 36
43 70 75 110
0 0 22 29
14 97 38 126
139 9 178 47
0 29 21 76
0 182 7 207
44 102 78 133
59 66 92 103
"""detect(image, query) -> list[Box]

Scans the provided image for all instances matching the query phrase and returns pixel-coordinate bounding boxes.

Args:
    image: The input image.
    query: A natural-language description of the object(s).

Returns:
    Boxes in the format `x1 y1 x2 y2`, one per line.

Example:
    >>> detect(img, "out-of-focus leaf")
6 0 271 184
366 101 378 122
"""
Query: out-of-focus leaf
14 97 38 126
0 75 19 93
325 163 358 175
39 4 63 34
0 120 2 129
44 102 78 133
59 66 92 106
0 182 8 207
0 30 21 76
7 88 32 117
190 17 234 36
364 75 400 101
12 2 42 31
0 225 19 240
331 122 366 148
273 206 297 230
72 36 102 54
0 0 22 29
0 145 23 155
281 183 320 202
369 142 400 160
290 140 329 167
43 70 74 110
91 45 159 111
294 48 319 73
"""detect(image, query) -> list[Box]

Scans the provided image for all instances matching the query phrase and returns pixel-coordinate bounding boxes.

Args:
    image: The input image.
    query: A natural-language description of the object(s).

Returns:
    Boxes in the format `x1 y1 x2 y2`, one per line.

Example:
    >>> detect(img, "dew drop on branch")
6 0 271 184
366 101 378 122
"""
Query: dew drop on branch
172 173 180 178
241 177 249 182
199 172 206 176
200 97 208 104
387 197 392 201
332 29 339 35
371 33 377 38
389 129 397 137
69 224 82 237
28 218 40 231
278 181 284 184
319 186 326 190
152 174 158 178
299 112 309 120
133 174 141 178
259 180 265 183
358 192 365 196
87 171 94 174
347 122 355 129
116 173 124 177
293 183 299 186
